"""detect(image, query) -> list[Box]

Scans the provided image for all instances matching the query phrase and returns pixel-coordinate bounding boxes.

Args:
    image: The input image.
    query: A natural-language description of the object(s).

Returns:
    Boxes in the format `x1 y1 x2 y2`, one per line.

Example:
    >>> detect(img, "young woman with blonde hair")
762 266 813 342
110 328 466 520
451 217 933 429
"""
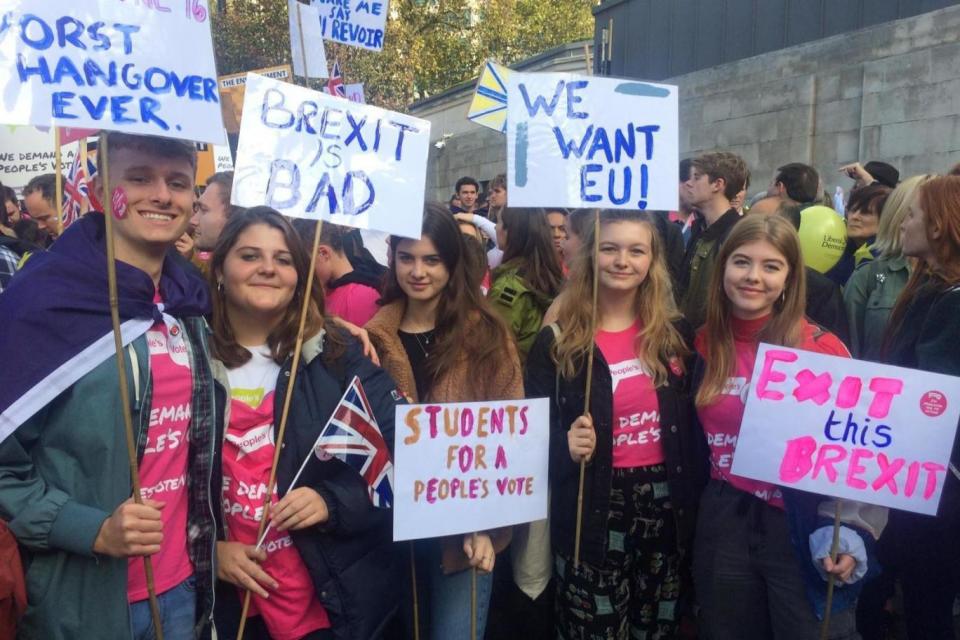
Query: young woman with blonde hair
693 214 885 639
526 210 699 638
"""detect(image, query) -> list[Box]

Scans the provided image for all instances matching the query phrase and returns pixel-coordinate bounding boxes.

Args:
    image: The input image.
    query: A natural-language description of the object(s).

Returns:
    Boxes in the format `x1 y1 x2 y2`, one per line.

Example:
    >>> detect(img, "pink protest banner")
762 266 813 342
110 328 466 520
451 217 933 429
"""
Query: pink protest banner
731 343 960 516
392 398 549 541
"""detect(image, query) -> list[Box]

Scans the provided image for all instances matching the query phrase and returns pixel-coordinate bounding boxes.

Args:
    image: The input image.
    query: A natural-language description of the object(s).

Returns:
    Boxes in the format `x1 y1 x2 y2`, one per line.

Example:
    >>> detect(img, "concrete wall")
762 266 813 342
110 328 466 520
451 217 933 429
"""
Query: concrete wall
410 5 960 204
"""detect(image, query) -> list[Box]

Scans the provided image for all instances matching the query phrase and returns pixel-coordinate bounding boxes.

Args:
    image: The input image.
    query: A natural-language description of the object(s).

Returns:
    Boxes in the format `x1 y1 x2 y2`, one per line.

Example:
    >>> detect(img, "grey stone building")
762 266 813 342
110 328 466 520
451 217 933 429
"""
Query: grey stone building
410 1 960 203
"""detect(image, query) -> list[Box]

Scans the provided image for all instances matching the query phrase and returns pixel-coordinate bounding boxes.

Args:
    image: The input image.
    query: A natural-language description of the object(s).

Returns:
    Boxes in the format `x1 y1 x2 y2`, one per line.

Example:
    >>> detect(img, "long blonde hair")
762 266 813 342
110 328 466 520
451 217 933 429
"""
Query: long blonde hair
873 175 935 258
552 210 688 386
695 215 808 407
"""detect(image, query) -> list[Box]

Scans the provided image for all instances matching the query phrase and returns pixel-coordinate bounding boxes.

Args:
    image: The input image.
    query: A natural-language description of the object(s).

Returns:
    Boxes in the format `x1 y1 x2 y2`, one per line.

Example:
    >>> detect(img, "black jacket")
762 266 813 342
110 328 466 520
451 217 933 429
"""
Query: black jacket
805 267 849 345
524 320 702 567
212 330 403 640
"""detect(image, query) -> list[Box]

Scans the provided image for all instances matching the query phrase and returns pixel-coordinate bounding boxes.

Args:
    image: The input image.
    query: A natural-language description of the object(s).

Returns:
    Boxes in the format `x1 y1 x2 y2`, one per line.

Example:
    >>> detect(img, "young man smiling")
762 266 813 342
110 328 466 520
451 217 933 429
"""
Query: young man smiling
0 132 216 640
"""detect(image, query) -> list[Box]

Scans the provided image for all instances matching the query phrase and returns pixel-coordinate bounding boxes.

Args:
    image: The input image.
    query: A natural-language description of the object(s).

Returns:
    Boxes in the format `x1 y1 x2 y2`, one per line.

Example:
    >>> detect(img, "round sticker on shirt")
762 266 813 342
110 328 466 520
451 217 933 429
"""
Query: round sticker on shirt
164 320 189 368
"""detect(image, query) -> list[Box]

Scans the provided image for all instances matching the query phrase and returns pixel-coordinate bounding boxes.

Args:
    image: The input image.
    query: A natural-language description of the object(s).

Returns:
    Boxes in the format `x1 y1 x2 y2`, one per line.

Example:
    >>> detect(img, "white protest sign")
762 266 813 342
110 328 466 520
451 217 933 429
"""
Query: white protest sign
0 0 225 144
214 144 234 172
393 398 550 541
311 0 388 51
345 83 365 104
232 73 429 239
507 72 678 211
0 126 76 193
289 0 329 79
731 343 960 516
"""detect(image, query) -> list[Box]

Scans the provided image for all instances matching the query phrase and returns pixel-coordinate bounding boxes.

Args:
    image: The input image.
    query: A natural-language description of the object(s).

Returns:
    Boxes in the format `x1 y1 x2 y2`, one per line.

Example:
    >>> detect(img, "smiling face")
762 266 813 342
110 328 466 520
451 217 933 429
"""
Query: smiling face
97 147 196 258
457 184 478 211
394 236 450 304
723 239 790 320
596 220 652 293
219 223 298 329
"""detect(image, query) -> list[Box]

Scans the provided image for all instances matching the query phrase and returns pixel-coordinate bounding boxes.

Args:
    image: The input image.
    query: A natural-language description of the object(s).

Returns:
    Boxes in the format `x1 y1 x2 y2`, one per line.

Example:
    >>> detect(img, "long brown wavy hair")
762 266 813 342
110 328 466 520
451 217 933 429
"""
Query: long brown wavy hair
885 176 960 346
552 210 688 385
497 207 563 299
695 215 807 407
209 207 343 368
380 203 514 387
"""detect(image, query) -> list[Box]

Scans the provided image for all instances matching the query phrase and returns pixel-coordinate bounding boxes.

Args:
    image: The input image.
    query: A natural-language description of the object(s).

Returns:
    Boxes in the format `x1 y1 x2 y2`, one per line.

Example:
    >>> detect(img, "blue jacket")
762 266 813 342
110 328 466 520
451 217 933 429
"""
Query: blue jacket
212 328 403 640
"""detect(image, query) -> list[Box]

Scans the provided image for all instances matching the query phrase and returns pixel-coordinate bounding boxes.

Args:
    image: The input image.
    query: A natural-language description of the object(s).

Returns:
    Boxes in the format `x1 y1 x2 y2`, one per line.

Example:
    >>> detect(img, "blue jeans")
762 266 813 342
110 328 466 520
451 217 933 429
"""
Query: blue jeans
404 539 493 640
130 575 197 640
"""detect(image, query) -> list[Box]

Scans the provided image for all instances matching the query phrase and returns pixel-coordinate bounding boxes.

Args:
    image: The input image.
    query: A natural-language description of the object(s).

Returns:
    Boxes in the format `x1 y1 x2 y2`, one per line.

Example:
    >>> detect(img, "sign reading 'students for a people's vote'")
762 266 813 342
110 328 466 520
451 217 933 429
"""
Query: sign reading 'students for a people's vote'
0 0 225 145
231 73 430 239
311 0 388 52
507 72 679 211
393 398 550 541
731 344 960 516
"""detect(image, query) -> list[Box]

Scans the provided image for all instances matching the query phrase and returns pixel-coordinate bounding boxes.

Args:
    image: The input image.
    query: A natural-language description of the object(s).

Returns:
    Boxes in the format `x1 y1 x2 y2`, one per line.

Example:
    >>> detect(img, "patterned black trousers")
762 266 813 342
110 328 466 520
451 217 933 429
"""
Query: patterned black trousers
554 464 681 640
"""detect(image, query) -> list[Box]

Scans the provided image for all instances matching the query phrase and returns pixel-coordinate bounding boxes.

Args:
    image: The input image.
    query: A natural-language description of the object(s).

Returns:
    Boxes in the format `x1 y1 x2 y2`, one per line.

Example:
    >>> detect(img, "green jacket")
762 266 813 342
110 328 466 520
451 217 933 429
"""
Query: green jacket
679 209 740 330
488 264 553 360
0 318 218 640
843 255 910 360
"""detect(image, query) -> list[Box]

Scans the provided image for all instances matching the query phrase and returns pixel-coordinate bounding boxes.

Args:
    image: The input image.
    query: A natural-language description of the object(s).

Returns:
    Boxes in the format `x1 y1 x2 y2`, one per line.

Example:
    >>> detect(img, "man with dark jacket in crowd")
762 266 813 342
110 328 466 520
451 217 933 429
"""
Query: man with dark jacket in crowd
769 162 821 206
680 151 749 329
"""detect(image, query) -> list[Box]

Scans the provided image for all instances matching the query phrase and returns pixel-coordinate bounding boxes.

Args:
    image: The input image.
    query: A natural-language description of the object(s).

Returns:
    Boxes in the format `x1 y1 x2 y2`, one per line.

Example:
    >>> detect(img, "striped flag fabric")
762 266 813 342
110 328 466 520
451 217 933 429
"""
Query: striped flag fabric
325 59 346 98
313 376 393 508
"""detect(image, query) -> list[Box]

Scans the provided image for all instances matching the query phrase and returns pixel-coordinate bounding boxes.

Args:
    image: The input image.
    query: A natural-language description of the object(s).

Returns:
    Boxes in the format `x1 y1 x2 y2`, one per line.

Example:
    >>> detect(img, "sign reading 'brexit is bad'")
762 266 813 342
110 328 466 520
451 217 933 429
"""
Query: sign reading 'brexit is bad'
393 398 549 541
232 73 429 239
0 0 225 144
732 344 960 516
507 72 678 211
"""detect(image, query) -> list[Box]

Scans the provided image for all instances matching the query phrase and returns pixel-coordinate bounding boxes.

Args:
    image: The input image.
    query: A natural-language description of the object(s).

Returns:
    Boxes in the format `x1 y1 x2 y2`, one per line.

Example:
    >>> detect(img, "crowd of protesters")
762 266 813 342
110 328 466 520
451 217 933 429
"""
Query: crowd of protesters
1 130 959 640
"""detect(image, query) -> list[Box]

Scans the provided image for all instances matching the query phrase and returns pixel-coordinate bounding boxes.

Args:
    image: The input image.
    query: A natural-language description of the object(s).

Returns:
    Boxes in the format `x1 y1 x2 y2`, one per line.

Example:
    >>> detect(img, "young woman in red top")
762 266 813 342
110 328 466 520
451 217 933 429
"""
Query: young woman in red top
693 214 886 639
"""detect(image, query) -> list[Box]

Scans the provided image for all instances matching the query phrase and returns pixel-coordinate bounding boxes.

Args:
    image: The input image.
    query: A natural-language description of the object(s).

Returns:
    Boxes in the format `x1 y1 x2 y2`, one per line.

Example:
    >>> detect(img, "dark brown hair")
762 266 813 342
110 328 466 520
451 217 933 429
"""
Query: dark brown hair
209 207 343 368
692 151 750 201
381 203 514 386
498 207 563 298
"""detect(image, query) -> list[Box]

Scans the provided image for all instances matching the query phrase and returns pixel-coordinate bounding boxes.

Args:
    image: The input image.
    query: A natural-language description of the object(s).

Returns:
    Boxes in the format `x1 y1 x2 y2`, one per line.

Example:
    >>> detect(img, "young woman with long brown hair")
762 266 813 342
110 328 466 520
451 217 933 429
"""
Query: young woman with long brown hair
880 175 960 639
207 207 401 640
365 203 523 639
693 214 885 639
525 210 699 638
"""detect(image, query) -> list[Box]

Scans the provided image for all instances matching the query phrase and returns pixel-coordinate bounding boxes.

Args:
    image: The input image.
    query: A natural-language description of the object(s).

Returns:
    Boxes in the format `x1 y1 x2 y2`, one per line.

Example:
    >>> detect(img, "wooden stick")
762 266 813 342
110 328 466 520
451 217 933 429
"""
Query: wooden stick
573 209 601 569
237 217 325 639
410 542 420 640
100 134 164 640
819 501 843 640
54 128 64 237
470 532 478 640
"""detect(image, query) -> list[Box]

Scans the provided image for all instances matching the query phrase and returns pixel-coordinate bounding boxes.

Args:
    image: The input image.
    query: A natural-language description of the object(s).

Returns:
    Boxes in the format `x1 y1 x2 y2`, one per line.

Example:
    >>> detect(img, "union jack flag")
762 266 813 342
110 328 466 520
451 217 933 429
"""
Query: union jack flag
325 59 346 98
314 376 393 508
62 152 88 229
86 151 102 211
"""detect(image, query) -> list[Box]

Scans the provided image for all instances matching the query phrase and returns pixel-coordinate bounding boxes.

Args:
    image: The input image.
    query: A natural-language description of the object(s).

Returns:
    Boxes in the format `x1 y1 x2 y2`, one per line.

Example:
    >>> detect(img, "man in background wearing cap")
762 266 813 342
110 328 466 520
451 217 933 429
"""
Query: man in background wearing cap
840 161 900 191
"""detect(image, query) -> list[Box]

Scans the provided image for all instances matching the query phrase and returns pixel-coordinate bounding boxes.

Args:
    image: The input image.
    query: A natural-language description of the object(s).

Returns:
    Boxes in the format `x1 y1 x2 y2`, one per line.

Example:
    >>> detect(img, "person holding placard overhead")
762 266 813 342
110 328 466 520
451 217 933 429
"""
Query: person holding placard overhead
205 207 402 640
365 203 522 640
880 175 960 640
525 210 701 639
692 214 887 639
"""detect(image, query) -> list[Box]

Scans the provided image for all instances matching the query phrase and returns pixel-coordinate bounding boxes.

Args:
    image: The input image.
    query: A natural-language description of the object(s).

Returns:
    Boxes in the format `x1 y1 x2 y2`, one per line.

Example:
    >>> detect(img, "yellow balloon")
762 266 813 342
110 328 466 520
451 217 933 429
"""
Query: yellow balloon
798 205 847 273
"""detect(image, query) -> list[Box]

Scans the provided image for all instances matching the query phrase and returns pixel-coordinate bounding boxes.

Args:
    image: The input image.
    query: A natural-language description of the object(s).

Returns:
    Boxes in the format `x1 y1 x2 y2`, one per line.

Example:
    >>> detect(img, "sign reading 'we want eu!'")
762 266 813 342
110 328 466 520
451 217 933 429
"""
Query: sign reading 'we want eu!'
0 0 226 145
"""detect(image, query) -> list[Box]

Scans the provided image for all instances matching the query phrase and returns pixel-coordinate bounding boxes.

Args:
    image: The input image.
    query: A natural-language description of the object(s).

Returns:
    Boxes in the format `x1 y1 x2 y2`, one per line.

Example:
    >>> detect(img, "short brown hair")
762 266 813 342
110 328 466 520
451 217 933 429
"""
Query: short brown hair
692 152 749 201
490 173 506 190
98 131 197 178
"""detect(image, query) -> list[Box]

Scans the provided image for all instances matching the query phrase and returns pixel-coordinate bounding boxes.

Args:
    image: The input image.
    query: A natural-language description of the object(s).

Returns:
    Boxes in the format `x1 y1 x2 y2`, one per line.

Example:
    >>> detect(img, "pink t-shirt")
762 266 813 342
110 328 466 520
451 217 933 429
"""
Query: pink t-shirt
696 316 850 508
596 321 664 468
326 282 380 327
223 347 330 639
128 307 194 602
